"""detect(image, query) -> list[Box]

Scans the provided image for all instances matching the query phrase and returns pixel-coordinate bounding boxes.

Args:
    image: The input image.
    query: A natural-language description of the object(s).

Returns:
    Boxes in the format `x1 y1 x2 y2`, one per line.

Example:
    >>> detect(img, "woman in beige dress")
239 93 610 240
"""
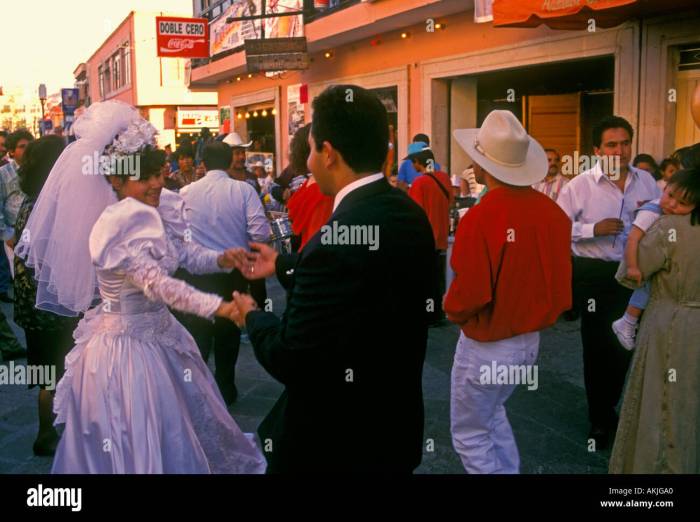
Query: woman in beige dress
610 167 700 473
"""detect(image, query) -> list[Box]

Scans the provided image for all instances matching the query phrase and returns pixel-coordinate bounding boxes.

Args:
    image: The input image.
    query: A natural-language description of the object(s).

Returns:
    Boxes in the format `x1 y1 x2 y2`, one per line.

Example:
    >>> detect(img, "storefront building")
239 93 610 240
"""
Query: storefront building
79 10 218 148
189 0 700 177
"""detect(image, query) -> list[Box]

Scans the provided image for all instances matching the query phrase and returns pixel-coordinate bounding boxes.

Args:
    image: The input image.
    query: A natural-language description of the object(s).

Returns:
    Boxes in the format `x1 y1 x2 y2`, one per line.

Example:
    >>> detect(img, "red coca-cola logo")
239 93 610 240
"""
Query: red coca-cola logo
168 38 195 49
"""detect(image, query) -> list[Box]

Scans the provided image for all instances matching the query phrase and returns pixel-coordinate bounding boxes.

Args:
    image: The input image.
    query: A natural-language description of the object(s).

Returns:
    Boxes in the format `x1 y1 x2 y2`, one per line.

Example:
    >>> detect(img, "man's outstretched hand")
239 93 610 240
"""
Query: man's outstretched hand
233 242 278 280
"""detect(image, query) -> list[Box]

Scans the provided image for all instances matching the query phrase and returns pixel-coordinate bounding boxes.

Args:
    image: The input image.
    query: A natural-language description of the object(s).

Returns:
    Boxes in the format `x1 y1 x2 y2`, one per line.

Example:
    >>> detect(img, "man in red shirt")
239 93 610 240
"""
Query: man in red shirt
408 147 453 324
446 110 572 473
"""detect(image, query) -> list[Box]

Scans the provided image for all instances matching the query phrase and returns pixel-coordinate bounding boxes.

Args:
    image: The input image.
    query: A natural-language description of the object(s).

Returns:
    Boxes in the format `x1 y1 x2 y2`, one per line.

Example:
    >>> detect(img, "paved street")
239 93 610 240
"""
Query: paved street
0 279 610 474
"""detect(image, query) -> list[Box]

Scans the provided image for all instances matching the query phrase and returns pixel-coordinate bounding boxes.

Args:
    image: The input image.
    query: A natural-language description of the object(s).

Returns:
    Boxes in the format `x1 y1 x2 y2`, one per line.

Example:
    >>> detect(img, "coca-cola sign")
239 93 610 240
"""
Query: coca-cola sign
156 16 209 58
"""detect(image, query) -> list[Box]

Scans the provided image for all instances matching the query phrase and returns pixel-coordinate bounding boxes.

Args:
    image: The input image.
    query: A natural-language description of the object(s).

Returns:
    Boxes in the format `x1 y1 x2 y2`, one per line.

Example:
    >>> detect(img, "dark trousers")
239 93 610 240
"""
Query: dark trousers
249 278 267 310
573 256 633 431
0 246 11 294
430 250 447 322
174 269 248 404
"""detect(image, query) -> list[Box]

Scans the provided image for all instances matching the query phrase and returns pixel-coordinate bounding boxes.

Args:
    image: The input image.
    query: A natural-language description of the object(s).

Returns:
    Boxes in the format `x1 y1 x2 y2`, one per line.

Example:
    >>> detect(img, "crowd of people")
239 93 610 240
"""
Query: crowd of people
0 83 699 474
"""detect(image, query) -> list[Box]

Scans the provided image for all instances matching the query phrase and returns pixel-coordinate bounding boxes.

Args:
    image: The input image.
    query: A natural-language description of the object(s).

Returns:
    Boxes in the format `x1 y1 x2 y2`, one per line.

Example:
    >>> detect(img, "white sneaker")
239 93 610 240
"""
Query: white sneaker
612 318 636 350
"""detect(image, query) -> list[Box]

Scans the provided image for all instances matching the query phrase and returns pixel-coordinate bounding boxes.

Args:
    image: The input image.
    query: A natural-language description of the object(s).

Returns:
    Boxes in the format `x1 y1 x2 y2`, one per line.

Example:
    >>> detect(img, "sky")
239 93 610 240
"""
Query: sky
1 0 193 95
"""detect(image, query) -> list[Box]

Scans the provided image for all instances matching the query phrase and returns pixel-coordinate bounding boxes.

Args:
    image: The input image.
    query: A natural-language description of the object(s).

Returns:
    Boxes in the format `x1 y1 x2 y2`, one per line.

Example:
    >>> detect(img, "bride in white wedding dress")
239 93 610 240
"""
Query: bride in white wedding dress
15 101 266 474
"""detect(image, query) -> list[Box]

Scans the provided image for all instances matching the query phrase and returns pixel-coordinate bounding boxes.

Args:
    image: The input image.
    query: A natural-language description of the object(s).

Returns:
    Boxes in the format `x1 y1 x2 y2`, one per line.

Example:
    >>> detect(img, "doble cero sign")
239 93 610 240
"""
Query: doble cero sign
156 16 209 58
245 37 310 73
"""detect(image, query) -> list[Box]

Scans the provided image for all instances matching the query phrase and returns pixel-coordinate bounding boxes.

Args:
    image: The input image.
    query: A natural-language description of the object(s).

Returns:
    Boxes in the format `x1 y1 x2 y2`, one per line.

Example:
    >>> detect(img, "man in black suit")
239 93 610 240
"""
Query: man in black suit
229 85 436 473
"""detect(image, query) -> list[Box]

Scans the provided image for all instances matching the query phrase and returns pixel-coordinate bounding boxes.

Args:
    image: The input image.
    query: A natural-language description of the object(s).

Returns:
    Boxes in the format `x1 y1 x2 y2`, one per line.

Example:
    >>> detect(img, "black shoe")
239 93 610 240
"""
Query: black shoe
0 292 13 303
1 348 26 361
563 309 579 321
587 426 610 451
222 385 239 406
33 434 59 457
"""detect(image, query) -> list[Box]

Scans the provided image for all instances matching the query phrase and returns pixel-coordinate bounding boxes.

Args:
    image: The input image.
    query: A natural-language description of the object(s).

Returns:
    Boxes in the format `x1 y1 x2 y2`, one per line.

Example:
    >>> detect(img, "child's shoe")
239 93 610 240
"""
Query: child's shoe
612 317 637 350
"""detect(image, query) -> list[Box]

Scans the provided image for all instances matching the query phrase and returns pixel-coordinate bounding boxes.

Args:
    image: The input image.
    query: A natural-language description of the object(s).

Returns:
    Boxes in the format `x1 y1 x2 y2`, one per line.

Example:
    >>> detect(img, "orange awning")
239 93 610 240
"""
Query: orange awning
493 0 698 30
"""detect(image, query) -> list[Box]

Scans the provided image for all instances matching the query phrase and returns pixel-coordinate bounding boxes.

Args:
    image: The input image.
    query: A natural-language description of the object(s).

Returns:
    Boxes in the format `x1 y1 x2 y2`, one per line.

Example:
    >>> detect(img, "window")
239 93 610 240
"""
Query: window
113 51 121 91
124 45 131 86
98 64 105 98
105 58 113 96
98 42 131 99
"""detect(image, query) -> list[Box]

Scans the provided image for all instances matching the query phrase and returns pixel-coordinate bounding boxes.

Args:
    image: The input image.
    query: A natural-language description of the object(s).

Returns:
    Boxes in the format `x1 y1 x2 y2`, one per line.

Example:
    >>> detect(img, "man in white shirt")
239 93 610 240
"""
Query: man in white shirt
557 116 660 451
177 141 271 405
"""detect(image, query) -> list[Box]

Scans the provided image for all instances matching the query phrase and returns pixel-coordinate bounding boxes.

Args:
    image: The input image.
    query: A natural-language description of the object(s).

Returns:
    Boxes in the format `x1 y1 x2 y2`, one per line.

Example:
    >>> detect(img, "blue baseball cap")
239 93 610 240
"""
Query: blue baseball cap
403 141 429 160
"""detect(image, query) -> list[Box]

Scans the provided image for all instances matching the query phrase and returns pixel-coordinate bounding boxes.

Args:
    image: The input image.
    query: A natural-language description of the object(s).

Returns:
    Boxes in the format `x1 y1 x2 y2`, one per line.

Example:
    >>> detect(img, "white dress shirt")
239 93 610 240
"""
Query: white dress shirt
180 169 271 251
333 172 385 212
557 162 661 261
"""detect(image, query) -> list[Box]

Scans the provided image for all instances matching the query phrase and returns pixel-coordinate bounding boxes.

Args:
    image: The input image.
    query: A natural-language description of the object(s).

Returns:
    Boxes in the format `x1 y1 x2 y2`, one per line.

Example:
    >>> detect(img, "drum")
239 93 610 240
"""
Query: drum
268 212 293 254
270 215 293 241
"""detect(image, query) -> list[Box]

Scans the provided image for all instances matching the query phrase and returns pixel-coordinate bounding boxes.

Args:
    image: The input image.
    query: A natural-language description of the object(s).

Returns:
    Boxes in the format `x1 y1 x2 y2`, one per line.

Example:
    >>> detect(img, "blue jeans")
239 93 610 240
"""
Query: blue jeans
628 282 651 310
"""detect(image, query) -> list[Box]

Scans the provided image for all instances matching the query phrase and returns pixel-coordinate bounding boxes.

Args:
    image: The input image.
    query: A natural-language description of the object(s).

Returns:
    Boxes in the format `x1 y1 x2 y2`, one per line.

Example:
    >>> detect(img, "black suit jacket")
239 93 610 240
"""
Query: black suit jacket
246 177 436 473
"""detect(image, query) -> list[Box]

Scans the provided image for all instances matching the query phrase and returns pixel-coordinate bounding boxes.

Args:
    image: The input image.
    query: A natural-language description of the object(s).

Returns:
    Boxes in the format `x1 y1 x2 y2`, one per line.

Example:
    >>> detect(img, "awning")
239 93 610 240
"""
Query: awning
493 0 699 30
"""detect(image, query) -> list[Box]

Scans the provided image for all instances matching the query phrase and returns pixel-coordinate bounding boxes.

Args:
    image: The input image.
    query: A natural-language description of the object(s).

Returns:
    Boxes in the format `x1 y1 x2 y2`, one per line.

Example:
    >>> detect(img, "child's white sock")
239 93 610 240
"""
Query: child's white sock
622 312 639 326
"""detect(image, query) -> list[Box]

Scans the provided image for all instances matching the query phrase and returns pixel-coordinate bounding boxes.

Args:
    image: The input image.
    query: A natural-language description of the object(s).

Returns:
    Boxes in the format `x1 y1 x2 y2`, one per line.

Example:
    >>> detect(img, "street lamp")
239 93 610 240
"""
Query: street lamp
38 83 47 135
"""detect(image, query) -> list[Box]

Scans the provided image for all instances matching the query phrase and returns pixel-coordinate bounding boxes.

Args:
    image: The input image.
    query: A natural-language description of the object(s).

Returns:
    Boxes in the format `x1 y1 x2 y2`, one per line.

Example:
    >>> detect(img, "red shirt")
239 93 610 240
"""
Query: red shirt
408 170 454 250
444 186 572 342
287 179 334 250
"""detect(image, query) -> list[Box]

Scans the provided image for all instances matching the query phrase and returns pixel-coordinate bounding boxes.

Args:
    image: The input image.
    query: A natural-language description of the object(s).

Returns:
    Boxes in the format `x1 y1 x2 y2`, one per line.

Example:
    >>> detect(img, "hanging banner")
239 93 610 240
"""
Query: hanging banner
210 0 262 57
264 0 305 39
156 16 210 58
287 83 306 144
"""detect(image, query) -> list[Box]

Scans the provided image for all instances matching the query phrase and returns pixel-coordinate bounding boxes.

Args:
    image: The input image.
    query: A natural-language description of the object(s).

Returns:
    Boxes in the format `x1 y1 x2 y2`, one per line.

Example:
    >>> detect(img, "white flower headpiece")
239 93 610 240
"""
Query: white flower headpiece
103 117 158 158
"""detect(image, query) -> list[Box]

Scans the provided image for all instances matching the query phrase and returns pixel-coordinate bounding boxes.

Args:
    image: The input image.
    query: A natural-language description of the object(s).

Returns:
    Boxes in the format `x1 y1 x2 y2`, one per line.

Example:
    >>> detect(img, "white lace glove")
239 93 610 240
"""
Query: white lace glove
126 248 222 319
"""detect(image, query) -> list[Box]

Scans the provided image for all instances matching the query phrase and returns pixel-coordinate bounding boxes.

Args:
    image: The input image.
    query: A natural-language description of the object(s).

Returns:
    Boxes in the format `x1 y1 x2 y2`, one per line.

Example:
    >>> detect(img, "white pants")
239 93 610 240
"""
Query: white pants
450 331 540 474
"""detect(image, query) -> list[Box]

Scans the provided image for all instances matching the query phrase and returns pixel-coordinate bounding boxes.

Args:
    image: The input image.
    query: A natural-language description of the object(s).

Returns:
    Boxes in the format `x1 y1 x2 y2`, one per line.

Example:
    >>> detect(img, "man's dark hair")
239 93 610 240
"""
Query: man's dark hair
310 84 388 174
413 133 430 146
544 148 560 159
411 149 435 170
592 116 634 149
0 130 8 139
289 123 311 177
6 129 34 152
667 167 700 226
18 135 65 198
175 145 194 160
202 141 233 171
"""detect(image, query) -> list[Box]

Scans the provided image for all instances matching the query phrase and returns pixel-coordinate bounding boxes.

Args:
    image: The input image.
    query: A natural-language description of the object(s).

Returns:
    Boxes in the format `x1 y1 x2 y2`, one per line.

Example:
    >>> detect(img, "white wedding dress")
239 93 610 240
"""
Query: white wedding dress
51 190 266 474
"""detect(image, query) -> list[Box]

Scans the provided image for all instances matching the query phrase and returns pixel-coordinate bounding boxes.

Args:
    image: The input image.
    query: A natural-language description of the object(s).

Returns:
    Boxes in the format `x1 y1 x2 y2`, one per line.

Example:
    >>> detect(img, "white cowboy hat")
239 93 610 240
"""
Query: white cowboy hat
222 132 252 148
453 110 547 186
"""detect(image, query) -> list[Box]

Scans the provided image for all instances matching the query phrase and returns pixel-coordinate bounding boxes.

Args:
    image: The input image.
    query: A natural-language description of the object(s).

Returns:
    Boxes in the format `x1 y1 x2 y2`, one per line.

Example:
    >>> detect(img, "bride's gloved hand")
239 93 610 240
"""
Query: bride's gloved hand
230 291 259 328
215 301 240 321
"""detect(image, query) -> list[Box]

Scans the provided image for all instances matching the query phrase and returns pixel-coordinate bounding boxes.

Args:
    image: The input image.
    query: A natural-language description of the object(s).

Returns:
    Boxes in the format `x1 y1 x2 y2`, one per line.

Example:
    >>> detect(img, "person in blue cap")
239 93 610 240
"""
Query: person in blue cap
397 133 441 191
